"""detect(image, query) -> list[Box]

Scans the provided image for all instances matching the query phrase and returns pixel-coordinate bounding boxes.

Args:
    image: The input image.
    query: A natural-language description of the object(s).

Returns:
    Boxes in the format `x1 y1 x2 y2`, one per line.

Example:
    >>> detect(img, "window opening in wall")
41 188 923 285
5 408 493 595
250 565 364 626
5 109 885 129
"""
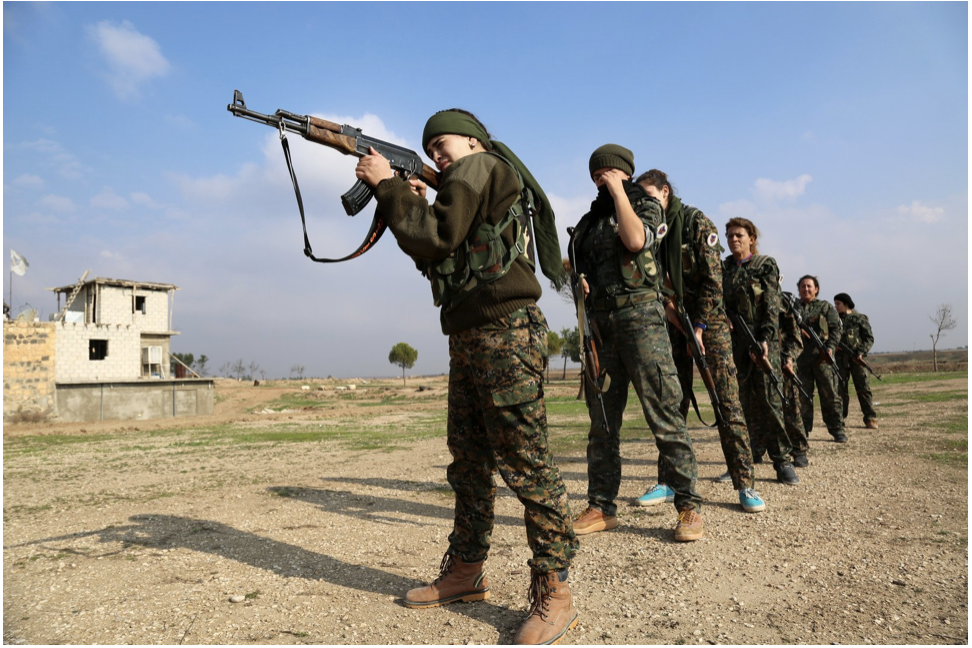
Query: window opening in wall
89 339 108 361
134 296 146 314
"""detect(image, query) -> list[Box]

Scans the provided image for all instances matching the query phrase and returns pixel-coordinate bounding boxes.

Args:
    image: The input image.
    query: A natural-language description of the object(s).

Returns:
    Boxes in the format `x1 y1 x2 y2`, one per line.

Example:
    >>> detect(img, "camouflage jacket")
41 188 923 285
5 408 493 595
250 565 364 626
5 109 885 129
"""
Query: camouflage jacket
838 311 874 356
678 206 725 326
574 183 667 302
722 254 780 345
796 298 841 357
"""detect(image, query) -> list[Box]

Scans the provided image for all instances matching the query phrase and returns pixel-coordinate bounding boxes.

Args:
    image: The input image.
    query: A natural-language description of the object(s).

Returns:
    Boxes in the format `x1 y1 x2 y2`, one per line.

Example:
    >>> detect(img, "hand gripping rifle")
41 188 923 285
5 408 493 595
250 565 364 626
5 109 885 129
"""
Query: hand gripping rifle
675 305 725 428
726 309 787 404
837 340 883 380
782 292 845 384
782 362 812 400
227 90 439 263
566 228 611 432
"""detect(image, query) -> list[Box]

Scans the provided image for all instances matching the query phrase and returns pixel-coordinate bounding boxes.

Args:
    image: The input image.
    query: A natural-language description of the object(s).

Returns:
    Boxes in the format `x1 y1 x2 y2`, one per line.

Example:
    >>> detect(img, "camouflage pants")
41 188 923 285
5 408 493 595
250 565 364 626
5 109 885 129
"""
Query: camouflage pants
733 340 792 466
837 354 877 424
586 299 701 515
782 376 809 456
446 304 577 574
796 353 845 436
671 321 754 490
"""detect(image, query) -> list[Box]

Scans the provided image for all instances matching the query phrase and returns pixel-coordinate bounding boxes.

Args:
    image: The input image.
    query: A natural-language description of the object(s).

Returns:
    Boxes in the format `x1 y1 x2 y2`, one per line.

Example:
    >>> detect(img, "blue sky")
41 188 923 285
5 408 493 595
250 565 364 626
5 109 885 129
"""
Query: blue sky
4 2 968 379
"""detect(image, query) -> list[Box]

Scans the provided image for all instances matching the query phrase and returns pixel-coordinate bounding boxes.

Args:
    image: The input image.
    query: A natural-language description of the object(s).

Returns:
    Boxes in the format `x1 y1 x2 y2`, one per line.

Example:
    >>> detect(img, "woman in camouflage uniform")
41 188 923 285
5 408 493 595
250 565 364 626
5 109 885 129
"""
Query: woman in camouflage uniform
833 293 878 429
634 169 765 514
355 110 577 645
795 276 848 443
722 218 799 486
570 146 704 542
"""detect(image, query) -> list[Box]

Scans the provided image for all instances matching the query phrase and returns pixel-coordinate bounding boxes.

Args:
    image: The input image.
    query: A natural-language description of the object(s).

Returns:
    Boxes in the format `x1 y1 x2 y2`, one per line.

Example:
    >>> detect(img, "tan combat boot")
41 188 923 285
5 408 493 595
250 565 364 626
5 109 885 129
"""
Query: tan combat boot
573 506 618 535
513 570 578 645
403 554 489 609
865 419 879 429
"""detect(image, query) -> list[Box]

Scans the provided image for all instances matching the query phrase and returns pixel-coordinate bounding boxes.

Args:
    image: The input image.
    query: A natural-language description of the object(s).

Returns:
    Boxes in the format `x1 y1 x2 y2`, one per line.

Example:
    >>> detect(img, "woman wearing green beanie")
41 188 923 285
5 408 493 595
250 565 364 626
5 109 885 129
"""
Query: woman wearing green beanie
569 145 704 543
355 109 577 646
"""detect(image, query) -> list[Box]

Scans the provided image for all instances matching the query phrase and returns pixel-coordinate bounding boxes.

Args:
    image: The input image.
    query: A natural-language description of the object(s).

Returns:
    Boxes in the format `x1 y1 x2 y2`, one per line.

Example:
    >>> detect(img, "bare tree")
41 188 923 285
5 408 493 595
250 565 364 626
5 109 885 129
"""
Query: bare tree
231 359 246 380
290 364 306 380
929 303 957 372
219 361 232 378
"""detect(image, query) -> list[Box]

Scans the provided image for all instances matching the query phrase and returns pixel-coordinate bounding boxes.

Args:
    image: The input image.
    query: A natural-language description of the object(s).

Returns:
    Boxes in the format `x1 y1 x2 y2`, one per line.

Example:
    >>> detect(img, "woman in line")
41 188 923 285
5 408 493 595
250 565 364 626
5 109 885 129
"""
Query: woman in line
722 218 799 485
633 169 765 513
794 275 847 443
569 145 704 542
355 109 577 645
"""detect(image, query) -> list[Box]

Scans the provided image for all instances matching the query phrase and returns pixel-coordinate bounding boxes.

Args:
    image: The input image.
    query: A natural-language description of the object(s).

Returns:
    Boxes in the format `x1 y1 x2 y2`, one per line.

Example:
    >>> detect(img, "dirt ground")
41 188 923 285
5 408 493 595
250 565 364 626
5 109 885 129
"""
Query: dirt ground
3 373 968 645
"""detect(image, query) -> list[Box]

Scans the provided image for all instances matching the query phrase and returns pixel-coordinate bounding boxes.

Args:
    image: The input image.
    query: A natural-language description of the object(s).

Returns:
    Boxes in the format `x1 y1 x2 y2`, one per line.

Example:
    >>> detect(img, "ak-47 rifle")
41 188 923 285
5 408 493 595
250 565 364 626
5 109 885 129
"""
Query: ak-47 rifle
566 228 611 432
782 291 845 384
227 90 439 263
674 305 725 428
727 309 787 404
837 340 883 381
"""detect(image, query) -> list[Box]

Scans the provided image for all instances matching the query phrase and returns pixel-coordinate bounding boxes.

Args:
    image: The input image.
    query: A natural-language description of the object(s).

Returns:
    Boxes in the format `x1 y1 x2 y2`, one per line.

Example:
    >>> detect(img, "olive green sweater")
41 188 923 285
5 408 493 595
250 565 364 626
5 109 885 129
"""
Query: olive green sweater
374 152 541 334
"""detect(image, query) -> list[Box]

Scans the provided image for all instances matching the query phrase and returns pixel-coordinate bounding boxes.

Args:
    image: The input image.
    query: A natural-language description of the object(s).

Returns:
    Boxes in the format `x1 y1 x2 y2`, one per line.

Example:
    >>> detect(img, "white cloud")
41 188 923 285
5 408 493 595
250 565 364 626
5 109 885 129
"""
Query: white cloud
13 174 43 189
130 192 163 209
896 200 945 223
90 187 129 210
22 138 86 179
752 174 812 202
86 20 170 101
39 194 76 212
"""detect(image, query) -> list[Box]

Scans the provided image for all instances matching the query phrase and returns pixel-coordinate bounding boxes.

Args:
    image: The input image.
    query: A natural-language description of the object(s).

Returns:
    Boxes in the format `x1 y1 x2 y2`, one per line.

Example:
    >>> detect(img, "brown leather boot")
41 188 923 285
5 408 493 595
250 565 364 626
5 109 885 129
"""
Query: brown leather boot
513 570 578 645
403 554 489 609
865 419 879 429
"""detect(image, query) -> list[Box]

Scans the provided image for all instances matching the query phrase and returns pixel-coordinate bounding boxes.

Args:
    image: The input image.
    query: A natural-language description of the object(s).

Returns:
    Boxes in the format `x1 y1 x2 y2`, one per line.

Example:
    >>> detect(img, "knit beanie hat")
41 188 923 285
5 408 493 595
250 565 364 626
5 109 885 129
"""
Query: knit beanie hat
589 144 635 178
834 293 855 309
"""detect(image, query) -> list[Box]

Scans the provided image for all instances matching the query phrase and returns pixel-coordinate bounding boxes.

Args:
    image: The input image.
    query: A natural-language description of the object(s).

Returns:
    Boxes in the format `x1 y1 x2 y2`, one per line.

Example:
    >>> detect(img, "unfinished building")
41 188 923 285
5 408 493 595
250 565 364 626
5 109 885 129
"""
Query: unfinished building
3 275 214 423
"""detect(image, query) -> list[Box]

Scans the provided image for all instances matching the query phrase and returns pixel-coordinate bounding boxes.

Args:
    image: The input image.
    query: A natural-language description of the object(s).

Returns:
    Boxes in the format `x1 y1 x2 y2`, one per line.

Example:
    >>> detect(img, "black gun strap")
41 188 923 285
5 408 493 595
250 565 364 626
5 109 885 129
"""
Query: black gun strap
280 135 386 264
687 389 718 428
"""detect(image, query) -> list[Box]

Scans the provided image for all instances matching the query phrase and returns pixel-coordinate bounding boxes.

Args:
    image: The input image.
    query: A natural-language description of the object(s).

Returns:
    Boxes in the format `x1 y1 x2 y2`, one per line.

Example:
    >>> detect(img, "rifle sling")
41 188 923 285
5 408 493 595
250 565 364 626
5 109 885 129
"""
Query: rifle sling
687 388 718 428
281 134 386 264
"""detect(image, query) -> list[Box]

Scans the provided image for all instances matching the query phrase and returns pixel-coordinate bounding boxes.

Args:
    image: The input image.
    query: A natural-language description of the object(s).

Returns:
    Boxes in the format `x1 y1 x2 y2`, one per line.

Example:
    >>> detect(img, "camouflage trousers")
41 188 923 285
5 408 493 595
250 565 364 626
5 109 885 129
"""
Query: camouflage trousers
446 304 577 574
837 354 877 424
671 320 754 490
796 352 845 437
732 339 793 466
782 375 809 456
586 299 701 516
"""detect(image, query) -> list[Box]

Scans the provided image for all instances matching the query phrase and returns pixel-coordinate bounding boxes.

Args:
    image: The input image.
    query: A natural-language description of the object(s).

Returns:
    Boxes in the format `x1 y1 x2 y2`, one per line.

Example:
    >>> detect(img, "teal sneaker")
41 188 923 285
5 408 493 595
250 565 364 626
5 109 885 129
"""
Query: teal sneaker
739 488 766 513
635 484 675 507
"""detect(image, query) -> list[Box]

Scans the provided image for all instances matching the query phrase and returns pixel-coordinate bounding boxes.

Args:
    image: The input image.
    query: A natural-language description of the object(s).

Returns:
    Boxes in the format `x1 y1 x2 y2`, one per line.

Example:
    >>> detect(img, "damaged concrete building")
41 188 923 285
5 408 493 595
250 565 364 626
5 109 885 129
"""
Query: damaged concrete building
3 276 214 423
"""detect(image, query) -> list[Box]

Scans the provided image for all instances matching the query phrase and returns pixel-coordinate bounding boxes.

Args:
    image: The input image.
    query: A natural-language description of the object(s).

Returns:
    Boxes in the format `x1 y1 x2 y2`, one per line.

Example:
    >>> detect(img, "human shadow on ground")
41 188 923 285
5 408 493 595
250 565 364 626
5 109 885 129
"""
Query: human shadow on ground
276 480 523 529
16 514 523 639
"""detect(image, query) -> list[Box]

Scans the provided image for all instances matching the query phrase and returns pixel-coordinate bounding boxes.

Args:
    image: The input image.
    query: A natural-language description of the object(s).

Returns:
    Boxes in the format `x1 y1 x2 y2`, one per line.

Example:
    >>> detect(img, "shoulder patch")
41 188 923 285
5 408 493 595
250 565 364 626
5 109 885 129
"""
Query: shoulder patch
657 222 668 240
706 233 719 247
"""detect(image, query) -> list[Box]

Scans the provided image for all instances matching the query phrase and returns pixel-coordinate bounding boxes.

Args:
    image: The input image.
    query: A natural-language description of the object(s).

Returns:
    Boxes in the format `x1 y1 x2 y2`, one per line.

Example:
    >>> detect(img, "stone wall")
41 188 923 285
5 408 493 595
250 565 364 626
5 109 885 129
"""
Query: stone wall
3 321 57 420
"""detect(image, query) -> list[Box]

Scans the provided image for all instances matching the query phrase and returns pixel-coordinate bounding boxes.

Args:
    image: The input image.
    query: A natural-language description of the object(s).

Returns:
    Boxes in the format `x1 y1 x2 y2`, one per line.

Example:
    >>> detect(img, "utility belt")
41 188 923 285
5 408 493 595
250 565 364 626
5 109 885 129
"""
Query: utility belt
591 290 658 312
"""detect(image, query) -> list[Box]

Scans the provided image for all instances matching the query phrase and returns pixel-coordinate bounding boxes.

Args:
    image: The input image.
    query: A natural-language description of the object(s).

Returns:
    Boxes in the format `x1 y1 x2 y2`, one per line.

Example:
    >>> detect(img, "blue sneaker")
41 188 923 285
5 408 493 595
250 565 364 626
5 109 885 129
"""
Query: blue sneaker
739 488 766 513
635 484 675 507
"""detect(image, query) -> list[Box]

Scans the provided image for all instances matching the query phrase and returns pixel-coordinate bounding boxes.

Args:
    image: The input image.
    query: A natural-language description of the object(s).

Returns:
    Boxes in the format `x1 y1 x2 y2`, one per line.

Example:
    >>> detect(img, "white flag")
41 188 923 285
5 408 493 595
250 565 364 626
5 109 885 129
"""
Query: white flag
10 250 29 276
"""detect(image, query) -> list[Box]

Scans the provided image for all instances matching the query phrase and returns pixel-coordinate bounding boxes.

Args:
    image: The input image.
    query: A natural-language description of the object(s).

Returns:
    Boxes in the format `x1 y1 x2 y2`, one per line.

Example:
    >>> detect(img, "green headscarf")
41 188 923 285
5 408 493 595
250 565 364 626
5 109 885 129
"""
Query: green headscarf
423 110 567 289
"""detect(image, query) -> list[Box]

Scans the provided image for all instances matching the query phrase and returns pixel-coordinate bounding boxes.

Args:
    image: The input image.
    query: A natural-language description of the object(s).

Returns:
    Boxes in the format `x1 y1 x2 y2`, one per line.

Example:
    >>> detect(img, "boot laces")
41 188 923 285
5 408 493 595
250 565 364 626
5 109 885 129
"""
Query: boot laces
432 553 456 585
526 572 552 621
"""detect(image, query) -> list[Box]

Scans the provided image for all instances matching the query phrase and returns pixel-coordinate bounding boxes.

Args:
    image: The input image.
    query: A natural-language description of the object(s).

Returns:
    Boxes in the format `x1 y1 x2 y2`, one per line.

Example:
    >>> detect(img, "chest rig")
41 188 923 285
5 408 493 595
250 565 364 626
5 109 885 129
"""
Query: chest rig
421 153 536 313
575 191 663 306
